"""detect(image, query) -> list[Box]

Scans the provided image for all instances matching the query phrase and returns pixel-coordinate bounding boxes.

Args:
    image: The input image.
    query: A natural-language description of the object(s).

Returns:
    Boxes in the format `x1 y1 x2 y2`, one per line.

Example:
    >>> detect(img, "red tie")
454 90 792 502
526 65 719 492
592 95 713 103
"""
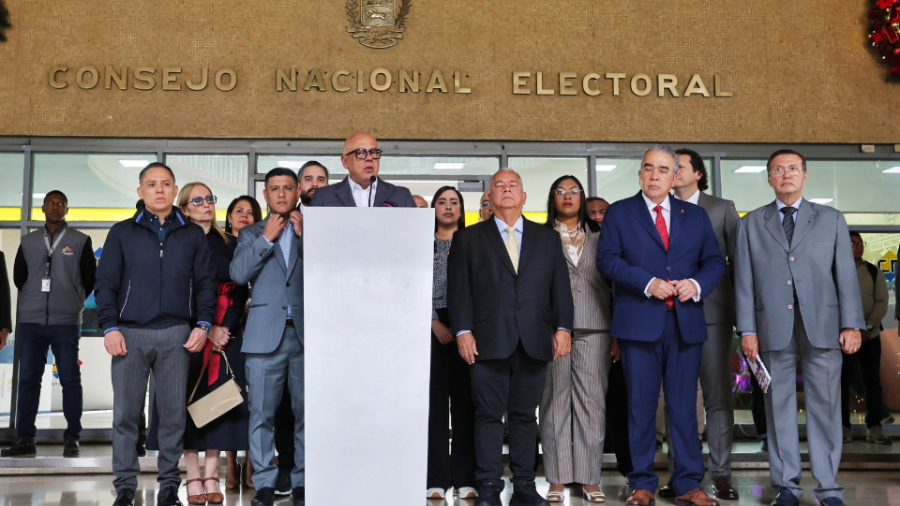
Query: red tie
654 205 674 307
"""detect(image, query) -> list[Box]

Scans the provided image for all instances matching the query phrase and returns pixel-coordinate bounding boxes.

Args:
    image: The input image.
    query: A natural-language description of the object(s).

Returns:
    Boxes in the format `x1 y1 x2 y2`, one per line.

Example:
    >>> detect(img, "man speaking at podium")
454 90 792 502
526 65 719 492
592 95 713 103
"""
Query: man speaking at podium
448 169 574 506
310 132 416 208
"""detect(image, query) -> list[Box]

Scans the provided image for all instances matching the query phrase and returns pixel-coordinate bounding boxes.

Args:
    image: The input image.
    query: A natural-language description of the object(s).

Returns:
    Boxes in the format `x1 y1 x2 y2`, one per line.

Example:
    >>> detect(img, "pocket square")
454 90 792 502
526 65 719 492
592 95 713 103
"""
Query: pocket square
383 201 398 207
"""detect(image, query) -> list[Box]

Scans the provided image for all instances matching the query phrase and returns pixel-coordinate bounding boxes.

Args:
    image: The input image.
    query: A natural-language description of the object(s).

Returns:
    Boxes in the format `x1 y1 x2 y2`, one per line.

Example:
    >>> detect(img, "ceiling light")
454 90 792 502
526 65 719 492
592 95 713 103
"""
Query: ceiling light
119 160 152 168
734 166 767 173
278 161 307 169
32 193 46 199
809 198 834 204
595 164 617 172
433 162 465 170
882 166 900 174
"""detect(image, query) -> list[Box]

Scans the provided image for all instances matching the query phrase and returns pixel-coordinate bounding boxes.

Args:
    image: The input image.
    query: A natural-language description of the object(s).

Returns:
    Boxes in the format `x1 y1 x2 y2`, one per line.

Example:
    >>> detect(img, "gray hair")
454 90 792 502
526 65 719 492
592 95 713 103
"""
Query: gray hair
643 144 680 173
492 168 523 186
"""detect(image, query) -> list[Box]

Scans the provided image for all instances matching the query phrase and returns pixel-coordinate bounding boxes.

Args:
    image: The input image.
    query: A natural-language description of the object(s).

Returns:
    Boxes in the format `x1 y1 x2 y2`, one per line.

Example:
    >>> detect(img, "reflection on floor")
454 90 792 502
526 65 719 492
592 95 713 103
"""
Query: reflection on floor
2 470 900 505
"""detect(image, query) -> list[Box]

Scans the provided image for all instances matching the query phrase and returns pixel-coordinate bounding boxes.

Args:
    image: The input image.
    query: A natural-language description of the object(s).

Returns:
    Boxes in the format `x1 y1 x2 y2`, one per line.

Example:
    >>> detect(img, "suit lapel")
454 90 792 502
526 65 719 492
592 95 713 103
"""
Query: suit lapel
668 198 685 247
518 219 538 274
336 178 355 207
373 178 389 207
626 193 665 250
789 201 816 252
763 202 790 252
485 220 518 277
286 229 300 276
260 217 288 274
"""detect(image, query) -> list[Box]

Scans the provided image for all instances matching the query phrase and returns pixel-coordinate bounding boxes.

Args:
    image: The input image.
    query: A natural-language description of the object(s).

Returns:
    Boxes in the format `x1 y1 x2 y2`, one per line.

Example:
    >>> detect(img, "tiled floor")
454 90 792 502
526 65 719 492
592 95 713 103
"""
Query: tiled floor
1 470 900 505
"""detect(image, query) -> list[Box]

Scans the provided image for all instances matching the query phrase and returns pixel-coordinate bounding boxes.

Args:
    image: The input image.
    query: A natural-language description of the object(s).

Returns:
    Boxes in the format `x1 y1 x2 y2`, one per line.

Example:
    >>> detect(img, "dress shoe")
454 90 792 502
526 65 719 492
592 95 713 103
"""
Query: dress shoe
63 437 80 457
157 487 184 506
292 486 305 506
820 498 847 506
251 487 275 506
474 481 502 506
769 488 799 506
112 492 134 506
203 477 224 504
136 435 147 457
1 438 36 457
760 439 768 452
274 467 292 496
867 426 893 445
184 478 208 505
510 482 549 506
658 480 675 498
626 489 656 506
457 486 479 499
842 426 852 444
675 488 719 506
426 487 446 499
712 477 739 500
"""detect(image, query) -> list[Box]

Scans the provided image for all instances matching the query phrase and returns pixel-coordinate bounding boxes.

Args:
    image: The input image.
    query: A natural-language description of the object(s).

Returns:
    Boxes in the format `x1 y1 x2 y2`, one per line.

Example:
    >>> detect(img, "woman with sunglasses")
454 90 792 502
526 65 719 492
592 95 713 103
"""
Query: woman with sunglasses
539 175 614 503
149 182 250 505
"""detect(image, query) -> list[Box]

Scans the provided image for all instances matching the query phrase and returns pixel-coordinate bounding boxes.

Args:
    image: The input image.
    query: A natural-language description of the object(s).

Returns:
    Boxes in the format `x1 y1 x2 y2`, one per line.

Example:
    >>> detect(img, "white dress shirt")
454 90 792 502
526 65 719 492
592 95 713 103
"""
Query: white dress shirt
640 192 701 302
349 177 378 207
674 189 701 206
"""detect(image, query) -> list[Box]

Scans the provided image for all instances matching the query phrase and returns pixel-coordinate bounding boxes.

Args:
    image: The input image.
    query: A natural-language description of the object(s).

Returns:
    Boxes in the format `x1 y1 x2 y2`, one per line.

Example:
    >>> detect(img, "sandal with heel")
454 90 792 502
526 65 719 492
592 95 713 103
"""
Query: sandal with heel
203 477 225 504
184 478 208 506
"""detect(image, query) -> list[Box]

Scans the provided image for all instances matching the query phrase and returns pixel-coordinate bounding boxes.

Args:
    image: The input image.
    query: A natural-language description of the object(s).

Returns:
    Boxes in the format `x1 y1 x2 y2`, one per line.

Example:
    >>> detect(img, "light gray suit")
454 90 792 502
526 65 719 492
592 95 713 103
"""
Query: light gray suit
540 228 612 485
734 198 864 502
230 218 306 489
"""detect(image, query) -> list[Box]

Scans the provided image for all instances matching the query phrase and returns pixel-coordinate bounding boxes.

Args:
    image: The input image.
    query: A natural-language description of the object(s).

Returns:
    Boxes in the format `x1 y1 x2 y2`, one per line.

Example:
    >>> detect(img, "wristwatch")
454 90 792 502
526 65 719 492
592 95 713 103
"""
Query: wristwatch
866 324 874 332
196 323 211 335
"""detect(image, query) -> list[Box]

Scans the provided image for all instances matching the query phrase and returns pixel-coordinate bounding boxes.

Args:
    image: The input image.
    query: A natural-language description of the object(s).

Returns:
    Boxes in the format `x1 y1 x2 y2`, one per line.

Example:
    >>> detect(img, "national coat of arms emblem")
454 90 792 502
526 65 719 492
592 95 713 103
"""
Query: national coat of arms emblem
346 0 411 49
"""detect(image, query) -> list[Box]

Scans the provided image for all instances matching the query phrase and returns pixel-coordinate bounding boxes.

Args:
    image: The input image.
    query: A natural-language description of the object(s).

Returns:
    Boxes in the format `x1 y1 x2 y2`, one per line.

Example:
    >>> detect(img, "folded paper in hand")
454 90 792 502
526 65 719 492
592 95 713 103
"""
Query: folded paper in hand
747 356 772 394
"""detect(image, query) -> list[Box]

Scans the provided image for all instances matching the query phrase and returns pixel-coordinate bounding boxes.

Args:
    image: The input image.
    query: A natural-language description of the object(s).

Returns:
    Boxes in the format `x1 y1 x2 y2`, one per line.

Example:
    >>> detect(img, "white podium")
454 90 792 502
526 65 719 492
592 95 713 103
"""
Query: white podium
303 207 434 506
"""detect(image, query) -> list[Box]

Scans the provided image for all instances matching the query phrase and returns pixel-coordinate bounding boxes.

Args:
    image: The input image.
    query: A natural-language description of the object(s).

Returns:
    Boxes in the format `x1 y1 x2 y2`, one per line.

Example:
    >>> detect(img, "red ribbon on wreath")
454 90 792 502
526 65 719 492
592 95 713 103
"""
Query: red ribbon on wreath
202 282 236 386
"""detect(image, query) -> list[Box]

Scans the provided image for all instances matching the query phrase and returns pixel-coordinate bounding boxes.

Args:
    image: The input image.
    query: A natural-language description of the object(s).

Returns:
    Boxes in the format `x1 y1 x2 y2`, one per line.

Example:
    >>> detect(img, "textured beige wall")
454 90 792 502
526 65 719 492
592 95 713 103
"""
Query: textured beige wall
0 0 895 142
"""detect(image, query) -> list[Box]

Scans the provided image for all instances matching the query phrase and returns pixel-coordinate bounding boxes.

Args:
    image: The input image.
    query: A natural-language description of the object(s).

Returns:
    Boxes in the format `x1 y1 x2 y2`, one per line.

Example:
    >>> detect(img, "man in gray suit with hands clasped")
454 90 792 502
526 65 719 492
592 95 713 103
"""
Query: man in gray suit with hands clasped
231 167 306 506
734 149 864 506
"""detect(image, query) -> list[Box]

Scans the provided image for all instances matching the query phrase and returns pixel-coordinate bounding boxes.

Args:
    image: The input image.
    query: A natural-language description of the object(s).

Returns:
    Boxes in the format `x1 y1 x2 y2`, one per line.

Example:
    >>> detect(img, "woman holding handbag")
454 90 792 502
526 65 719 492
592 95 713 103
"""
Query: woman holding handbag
176 183 250 505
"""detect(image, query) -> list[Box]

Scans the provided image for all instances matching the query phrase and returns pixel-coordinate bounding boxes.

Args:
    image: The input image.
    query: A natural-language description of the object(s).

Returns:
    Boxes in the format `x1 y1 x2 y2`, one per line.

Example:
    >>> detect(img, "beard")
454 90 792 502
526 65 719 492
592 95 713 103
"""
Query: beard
300 189 314 205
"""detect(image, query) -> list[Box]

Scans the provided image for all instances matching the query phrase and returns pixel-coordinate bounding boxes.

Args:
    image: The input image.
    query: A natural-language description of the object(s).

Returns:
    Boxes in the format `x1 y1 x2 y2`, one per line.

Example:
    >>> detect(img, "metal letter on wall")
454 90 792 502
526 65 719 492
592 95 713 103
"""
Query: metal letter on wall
346 0 411 49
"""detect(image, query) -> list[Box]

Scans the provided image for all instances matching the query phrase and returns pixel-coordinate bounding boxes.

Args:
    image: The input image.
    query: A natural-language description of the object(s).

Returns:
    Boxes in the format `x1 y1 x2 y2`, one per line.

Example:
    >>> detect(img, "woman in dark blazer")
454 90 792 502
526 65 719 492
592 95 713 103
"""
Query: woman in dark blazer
539 175 614 503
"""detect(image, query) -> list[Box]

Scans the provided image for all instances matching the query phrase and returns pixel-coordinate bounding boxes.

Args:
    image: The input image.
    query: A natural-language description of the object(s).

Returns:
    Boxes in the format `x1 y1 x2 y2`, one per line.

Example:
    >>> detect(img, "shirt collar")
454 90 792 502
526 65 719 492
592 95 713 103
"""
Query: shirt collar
44 222 68 235
641 192 671 212
674 189 701 205
494 214 524 234
349 177 378 193
775 196 803 212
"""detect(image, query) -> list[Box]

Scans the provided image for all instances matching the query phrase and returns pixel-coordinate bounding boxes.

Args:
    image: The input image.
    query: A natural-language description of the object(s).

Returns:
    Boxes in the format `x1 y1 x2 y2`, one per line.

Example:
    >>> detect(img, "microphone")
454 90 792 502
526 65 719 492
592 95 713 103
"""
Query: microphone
368 175 376 207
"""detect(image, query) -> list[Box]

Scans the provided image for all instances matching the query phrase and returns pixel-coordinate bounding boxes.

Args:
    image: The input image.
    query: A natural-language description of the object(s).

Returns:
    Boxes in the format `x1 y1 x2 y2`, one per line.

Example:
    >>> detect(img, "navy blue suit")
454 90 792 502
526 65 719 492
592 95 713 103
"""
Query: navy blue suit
596 192 724 496
309 176 416 208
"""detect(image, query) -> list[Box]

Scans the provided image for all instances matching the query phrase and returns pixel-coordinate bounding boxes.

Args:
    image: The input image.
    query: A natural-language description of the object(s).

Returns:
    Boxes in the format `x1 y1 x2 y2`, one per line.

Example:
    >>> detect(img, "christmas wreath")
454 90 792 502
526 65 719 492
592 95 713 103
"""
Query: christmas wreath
0 0 10 43
870 0 900 76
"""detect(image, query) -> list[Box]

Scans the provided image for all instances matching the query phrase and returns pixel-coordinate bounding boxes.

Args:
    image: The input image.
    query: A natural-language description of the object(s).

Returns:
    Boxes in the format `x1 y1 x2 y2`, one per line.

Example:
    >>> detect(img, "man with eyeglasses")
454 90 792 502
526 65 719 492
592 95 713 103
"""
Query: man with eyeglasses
1 190 96 459
735 150 864 506
839 232 890 445
310 132 416 208
478 191 493 222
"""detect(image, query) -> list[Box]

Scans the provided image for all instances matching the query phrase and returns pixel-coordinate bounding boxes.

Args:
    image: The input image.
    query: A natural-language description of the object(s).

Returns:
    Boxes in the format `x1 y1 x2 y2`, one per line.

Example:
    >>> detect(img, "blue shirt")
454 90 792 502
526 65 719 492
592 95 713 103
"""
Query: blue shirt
775 196 802 224
265 224 295 318
493 215 524 257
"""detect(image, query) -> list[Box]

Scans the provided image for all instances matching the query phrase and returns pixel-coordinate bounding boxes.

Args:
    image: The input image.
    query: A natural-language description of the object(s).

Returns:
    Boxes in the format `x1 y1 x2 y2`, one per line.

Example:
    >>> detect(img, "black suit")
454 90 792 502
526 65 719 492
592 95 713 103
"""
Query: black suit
309 176 416 208
0 251 10 332
447 217 574 488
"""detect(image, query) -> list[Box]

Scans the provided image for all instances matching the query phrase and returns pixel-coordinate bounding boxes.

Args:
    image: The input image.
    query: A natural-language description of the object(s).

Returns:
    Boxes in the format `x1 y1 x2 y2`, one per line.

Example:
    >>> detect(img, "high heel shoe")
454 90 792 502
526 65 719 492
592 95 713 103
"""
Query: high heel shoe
203 477 224 505
184 478 208 506
225 452 241 490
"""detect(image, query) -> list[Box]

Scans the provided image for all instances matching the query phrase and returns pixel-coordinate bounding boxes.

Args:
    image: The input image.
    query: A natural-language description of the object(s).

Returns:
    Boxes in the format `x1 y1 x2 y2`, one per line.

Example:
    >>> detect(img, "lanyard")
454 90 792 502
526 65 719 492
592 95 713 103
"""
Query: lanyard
43 227 67 277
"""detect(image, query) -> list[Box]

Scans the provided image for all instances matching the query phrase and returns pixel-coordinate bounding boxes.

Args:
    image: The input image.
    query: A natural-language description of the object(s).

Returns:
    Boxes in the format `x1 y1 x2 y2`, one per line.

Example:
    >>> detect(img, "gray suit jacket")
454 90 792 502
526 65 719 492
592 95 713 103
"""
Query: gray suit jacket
230 218 304 354
566 229 612 332
696 192 740 326
734 199 864 352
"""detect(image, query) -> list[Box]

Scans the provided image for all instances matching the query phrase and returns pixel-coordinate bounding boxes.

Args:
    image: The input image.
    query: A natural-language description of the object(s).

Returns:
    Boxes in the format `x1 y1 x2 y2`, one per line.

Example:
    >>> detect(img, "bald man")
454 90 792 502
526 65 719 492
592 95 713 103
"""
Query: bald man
413 195 428 208
310 133 416 208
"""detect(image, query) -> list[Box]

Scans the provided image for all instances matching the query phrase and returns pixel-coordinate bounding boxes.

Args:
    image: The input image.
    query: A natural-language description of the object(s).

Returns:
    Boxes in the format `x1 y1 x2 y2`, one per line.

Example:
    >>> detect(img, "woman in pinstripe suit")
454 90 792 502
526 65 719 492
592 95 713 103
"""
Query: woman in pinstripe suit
540 175 614 503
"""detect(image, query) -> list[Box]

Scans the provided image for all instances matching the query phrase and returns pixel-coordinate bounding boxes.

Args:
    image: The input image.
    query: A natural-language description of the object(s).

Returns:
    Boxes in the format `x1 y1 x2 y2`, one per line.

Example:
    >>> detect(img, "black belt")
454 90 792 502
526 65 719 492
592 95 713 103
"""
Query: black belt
285 318 294 327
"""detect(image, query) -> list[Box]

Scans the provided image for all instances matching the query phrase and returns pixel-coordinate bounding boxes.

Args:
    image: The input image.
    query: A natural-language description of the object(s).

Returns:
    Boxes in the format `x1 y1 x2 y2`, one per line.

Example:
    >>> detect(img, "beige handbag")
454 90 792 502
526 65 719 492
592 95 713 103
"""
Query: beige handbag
187 351 244 429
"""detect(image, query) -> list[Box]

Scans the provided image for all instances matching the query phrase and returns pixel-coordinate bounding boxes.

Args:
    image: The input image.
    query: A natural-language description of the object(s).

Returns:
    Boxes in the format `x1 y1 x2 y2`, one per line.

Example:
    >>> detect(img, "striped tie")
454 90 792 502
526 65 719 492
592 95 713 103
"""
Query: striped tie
505 226 519 273
781 207 795 246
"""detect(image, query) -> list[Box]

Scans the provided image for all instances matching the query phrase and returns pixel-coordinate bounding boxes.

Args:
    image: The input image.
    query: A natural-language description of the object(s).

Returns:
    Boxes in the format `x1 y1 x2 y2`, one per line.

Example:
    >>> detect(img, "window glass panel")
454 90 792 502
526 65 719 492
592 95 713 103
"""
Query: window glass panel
0 229 22 421
508 158 588 219
0 153 25 221
165 155 249 223
257 156 343 178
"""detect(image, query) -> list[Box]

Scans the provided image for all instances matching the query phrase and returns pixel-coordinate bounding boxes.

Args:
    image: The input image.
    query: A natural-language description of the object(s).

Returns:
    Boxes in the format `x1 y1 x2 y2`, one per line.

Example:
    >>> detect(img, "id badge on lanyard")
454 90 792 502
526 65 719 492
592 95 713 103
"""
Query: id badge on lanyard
42 228 67 293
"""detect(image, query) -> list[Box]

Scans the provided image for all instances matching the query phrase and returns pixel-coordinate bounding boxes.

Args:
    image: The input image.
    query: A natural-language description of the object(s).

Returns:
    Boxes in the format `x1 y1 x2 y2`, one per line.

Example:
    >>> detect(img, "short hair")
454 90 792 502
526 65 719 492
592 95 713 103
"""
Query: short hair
491 168 523 186
849 230 863 241
643 144 680 173
585 197 608 205
44 190 68 205
675 148 709 192
767 149 807 175
299 161 329 179
139 162 176 183
265 167 299 185
225 196 264 234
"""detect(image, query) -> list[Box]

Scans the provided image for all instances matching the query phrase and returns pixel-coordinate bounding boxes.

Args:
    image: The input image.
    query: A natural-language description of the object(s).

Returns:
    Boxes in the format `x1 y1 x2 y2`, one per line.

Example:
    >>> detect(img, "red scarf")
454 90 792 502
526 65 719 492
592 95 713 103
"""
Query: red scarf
202 282 236 385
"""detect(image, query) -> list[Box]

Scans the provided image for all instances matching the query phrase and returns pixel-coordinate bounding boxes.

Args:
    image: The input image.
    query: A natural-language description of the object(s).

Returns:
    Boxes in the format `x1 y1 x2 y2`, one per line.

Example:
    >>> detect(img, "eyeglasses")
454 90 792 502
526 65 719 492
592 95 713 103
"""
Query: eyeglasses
553 188 583 197
189 195 217 206
481 201 492 208
769 167 804 177
344 148 383 160
850 241 864 246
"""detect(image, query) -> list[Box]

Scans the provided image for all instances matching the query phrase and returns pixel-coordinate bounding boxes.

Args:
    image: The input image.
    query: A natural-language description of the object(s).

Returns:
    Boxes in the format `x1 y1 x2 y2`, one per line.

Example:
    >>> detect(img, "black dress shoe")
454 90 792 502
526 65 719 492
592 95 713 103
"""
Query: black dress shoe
251 487 276 506
63 437 80 457
292 486 305 506
658 480 676 498
769 488 799 506
510 482 549 506
112 492 134 506
157 487 184 506
712 477 738 500
1 438 36 457
760 439 768 453
474 481 502 506
274 468 292 496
